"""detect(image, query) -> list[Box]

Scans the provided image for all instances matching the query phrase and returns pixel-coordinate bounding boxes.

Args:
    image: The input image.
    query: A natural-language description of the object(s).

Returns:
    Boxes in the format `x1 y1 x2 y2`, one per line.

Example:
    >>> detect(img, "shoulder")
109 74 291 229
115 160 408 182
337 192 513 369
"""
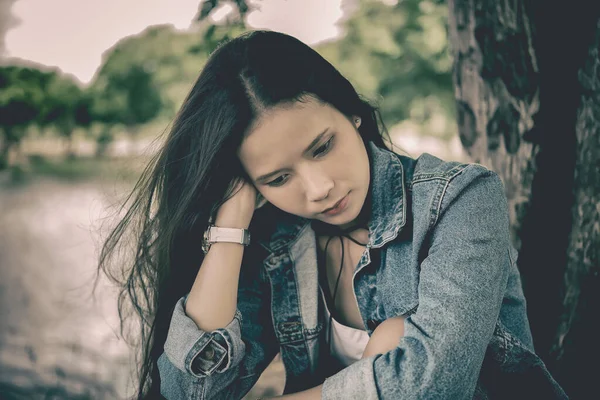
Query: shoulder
402 152 477 182
405 152 501 191
399 152 505 228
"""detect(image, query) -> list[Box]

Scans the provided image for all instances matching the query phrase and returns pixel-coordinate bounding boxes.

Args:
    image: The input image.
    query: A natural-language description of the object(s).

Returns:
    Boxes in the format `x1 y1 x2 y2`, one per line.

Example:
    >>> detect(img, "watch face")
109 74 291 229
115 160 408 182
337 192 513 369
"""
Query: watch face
243 230 251 245
202 227 211 254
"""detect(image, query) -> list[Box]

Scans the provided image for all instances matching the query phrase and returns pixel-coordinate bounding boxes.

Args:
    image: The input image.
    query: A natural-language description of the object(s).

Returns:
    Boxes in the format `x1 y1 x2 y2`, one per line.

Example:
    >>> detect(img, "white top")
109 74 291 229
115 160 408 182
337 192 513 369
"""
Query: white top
319 286 370 367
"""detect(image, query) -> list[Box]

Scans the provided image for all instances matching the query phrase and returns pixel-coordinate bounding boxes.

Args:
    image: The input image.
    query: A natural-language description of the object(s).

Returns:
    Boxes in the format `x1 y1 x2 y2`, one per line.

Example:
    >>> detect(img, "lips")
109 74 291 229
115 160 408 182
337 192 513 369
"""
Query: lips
321 193 349 214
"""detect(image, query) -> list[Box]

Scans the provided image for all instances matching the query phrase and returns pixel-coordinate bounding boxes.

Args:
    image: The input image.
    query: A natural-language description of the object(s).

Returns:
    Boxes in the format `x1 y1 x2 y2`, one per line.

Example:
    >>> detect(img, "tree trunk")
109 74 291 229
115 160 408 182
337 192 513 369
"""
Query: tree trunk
127 125 140 156
95 127 113 158
65 133 76 160
447 0 540 248
0 135 9 170
0 129 17 170
553 19 600 399
448 0 600 397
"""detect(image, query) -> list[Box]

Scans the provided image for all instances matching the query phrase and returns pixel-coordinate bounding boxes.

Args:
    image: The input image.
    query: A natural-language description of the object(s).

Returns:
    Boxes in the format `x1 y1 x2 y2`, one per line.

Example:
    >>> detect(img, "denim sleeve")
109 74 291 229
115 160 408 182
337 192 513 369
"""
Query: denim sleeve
157 255 279 400
322 167 511 399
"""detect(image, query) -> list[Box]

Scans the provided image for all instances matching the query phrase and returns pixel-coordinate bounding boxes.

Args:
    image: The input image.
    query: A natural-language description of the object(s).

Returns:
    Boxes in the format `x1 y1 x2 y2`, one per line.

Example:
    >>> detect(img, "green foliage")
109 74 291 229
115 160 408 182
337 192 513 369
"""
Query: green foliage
43 73 93 142
195 0 252 22
190 0 455 138
0 66 52 167
89 0 454 140
0 66 51 132
192 0 455 138
92 65 162 129
0 0 457 170
89 23 246 121
0 65 96 166
317 0 455 138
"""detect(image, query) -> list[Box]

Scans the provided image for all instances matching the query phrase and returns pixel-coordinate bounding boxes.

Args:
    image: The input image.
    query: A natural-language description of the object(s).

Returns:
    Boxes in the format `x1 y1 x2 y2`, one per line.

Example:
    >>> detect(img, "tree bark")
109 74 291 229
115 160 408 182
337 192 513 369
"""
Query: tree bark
448 0 600 397
447 0 540 249
551 19 600 399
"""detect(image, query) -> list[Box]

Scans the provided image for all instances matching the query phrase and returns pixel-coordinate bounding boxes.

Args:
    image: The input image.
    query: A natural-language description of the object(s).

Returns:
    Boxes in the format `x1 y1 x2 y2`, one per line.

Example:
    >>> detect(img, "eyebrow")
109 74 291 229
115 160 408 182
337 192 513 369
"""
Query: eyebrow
254 128 330 183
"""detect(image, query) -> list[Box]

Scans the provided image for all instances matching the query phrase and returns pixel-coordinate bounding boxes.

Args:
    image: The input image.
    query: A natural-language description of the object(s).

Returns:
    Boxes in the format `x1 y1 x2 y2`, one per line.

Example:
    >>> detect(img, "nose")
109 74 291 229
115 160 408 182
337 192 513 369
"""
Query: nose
303 168 334 203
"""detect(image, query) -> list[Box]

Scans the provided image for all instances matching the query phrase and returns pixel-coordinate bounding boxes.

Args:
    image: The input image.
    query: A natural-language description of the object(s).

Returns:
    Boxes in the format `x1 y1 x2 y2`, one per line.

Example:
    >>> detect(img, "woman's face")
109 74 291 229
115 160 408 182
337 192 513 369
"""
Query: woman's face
238 98 370 229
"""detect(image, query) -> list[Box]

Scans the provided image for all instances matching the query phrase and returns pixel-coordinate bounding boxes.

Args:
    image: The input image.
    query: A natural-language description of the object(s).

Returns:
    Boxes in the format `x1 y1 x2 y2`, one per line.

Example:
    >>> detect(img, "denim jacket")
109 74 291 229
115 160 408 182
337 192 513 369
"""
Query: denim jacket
157 142 567 399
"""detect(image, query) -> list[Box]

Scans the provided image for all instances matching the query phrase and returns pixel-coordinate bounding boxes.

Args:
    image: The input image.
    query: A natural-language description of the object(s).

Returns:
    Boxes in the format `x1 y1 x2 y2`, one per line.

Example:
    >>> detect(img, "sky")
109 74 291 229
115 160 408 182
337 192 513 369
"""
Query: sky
4 0 345 84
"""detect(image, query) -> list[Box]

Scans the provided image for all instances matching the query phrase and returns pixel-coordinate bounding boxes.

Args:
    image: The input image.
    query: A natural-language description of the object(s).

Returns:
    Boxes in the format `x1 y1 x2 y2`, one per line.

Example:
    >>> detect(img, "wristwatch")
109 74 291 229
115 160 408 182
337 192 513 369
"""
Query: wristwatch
202 225 251 254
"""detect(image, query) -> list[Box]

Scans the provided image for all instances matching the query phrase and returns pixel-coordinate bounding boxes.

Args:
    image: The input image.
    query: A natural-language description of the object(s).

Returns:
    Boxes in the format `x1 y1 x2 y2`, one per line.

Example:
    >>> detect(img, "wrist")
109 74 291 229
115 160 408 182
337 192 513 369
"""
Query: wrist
202 225 251 254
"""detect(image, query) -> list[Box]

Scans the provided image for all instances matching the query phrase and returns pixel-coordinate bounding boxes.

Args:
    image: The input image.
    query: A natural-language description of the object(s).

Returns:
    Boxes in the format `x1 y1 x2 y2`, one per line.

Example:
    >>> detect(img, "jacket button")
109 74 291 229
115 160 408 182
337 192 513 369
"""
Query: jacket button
201 346 215 361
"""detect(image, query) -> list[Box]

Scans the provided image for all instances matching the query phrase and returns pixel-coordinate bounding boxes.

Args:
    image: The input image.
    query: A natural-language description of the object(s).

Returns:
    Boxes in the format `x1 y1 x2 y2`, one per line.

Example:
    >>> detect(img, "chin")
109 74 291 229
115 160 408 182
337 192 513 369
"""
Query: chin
332 206 362 229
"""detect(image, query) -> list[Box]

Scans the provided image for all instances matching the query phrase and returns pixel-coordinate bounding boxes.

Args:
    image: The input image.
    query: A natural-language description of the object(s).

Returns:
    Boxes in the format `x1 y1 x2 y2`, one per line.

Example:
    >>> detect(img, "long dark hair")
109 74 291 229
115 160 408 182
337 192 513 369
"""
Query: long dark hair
97 30 393 398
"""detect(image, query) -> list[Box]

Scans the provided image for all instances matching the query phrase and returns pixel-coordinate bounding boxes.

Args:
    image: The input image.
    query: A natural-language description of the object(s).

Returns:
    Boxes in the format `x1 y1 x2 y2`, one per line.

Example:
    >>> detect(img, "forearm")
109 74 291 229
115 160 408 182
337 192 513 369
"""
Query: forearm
267 317 405 399
185 241 245 332
185 214 250 332
362 316 405 358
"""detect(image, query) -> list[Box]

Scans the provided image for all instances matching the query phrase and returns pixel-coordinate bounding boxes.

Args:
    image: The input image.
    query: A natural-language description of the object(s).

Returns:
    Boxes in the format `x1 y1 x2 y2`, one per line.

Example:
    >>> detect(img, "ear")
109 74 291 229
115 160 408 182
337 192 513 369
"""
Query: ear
352 115 362 128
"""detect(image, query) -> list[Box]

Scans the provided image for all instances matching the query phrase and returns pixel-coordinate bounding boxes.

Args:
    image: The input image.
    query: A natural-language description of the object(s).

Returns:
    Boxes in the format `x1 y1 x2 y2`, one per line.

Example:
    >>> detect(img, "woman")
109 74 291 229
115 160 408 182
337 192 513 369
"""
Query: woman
99 30 566 399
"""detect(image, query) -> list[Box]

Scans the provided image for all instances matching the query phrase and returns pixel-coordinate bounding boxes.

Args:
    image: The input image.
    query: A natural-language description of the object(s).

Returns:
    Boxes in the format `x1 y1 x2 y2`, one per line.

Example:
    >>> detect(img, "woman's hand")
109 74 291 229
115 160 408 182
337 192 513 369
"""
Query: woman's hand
362 315 405 358
214 178 266 228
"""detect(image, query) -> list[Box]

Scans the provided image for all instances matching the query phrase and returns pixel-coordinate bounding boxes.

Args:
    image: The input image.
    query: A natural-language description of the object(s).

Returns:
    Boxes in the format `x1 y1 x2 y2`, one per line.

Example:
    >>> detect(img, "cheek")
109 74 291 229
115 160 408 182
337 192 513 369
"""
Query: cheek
357 148 370 181
265 188 302 210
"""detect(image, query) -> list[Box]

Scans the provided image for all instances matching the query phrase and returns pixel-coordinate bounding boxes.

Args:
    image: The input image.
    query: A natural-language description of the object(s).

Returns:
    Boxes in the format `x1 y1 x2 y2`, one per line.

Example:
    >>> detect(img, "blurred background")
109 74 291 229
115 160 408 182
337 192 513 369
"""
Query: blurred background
0 0 463 398
0 1 461 397
2 0 598 399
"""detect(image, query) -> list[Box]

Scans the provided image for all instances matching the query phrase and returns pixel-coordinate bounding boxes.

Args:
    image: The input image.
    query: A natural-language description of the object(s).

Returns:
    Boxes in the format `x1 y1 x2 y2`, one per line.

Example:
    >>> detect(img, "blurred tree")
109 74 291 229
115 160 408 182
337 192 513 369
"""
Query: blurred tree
194 21 247 54
448 0 599 397
92 24 209 121
192 0 250 49
115 65 162 137
194 0 252 22
0 66 51 168
0 65 95 165
88 21 248 155
91 64 162 155
93 125 116 158
43 74 93 158
194 0 455 138
319 0 454 138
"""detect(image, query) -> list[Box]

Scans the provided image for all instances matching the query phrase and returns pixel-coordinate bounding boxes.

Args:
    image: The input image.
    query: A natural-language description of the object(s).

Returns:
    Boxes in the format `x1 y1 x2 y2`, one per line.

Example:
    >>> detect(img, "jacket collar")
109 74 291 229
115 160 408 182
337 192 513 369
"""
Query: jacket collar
253 141 408 253
365 141 407 248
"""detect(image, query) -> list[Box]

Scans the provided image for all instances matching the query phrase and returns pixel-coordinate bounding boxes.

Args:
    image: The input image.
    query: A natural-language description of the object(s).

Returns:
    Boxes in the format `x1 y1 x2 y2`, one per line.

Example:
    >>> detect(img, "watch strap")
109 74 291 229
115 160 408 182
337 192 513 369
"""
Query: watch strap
202 226 251 254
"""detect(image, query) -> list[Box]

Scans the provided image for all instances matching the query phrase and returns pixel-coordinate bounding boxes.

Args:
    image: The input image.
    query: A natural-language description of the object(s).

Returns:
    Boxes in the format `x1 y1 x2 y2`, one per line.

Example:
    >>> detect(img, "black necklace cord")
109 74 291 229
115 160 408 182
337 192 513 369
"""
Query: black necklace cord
343 233 368 247
312 217 370 358
322 230 368 356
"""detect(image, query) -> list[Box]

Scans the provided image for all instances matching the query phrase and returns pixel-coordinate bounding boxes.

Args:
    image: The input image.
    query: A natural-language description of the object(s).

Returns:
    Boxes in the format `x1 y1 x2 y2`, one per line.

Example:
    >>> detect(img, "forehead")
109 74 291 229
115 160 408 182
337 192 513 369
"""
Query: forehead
238 100 338 171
